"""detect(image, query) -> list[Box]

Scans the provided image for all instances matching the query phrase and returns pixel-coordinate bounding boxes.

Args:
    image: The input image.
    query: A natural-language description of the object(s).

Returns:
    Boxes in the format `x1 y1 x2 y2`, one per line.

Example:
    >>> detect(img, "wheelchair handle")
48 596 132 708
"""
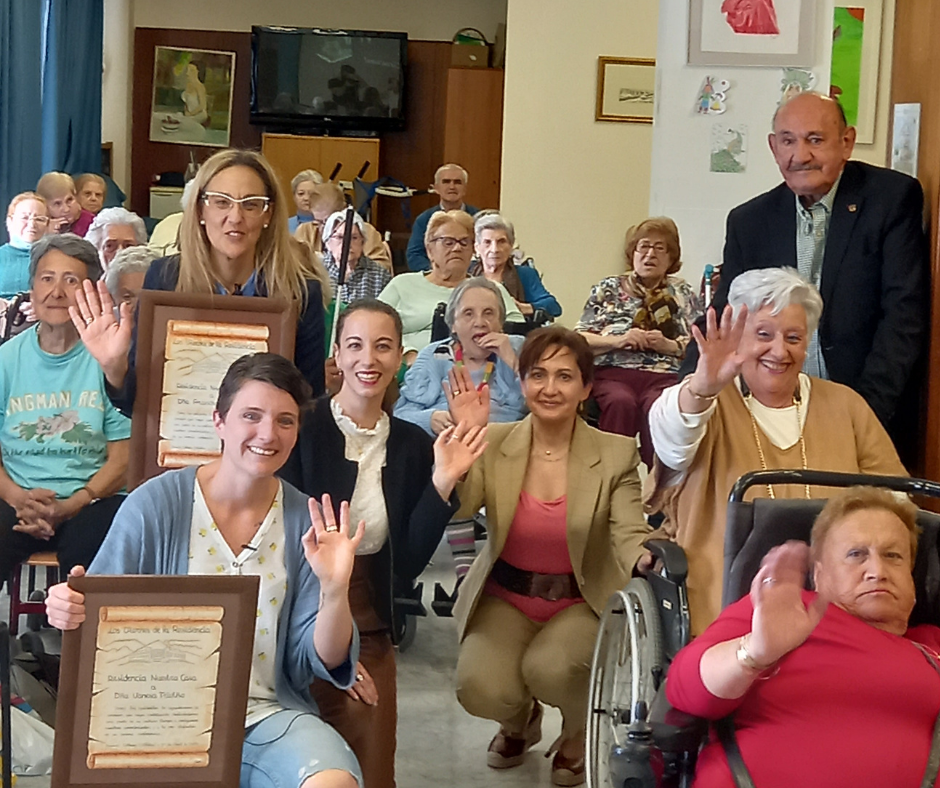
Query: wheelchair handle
728 470 940 503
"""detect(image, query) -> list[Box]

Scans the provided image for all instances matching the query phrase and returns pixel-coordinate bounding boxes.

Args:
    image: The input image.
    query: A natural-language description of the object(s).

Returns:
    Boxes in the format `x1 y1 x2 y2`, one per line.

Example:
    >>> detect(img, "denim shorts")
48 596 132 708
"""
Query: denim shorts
241 709 363 788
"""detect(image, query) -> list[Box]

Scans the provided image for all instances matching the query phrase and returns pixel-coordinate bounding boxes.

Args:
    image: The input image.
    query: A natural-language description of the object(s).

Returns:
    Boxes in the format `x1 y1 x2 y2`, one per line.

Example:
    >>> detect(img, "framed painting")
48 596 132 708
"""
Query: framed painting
595 57 656 124
830 0 883 144
689 0 817 67
150 46 235 148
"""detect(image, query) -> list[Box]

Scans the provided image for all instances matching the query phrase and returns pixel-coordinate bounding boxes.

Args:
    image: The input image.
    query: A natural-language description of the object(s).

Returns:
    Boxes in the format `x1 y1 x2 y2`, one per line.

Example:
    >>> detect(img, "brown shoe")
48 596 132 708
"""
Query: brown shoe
551 750 585 786
486 702 543 768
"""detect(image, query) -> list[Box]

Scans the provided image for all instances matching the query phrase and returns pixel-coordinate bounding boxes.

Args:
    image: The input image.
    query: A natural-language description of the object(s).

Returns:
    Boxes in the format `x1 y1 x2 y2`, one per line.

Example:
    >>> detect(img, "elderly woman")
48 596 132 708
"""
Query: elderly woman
0 234 130 583
47 353 366 788
668 487 940 788
104 245 157 313
454 327 652 787
470 212 561 318
647 267 906 634
72 148 327 415
321 210 391 303
74 173 107 215
288 168 325 233
575 217 701 469
36 172 94 237
1 192 49 298
280 300 484 788
379 210 523 361
85 207 147 269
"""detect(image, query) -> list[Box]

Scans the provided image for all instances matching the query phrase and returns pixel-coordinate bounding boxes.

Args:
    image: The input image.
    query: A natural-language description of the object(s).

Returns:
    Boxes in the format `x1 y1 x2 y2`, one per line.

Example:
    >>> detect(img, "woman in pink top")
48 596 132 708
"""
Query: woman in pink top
450 326 653 786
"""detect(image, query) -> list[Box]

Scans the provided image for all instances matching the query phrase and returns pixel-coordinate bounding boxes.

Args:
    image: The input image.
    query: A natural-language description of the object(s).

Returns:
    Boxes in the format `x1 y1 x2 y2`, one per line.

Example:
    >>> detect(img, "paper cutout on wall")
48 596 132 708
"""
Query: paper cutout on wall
710 124 748 174
696 77 730 115
780 68 817 104
721 0 780 35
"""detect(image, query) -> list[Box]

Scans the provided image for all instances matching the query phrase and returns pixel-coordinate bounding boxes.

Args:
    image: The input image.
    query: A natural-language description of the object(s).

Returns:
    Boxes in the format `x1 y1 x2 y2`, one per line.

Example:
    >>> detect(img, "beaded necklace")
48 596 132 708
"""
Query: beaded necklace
453 341 495 391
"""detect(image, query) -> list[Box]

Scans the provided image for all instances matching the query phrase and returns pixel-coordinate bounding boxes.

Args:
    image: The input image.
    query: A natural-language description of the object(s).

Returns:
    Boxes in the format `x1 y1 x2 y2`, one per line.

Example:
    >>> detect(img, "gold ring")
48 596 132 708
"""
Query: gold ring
325 525 339 533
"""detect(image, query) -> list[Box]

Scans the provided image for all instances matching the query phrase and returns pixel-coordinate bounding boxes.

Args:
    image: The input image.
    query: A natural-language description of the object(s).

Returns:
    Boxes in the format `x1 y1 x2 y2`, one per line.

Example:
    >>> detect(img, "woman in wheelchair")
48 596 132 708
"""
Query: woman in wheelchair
452 327 653 786
647 268 905 634
667 487 940 788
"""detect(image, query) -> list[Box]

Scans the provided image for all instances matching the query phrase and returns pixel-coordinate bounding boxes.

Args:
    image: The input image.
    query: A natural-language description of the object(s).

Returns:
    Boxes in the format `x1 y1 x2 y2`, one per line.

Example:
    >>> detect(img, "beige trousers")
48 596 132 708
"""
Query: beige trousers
455 595 599 739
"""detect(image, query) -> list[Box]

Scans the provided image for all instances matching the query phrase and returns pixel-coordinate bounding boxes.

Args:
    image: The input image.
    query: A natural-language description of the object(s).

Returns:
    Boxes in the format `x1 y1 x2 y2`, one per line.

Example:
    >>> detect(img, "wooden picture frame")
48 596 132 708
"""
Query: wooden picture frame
128 291 297 489
689 0 817 67
52 575 259 788
595 57 656 124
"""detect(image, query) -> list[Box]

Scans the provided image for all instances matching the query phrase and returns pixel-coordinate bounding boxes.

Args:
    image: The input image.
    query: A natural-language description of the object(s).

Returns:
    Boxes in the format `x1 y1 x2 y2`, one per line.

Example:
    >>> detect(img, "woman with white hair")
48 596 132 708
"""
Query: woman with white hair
470 212 561 318
646 267 906 634
104 246 157 313
85 207 147 269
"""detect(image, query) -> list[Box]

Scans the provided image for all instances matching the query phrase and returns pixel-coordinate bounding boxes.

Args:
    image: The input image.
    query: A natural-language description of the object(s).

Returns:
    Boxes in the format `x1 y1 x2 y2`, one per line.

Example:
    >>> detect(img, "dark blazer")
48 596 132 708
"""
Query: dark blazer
278 396 458 642
106 255 325 415
683 161 929 435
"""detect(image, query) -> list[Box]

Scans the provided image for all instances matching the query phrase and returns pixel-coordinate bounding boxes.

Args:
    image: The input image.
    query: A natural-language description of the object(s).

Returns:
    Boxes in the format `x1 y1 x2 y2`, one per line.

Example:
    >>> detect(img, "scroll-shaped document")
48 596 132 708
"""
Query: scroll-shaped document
87 605 224 769
159 320 269 467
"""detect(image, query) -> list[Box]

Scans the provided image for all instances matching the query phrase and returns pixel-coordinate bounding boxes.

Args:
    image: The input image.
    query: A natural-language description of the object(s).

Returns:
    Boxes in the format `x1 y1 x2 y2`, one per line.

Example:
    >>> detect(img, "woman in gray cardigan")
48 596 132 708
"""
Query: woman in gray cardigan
47 354 366 788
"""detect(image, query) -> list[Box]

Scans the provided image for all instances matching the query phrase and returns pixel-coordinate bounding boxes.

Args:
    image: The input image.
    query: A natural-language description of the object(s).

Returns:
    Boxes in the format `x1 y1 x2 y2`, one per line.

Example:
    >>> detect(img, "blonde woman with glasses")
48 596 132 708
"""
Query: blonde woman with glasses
1 191 49 298
70 148 327 416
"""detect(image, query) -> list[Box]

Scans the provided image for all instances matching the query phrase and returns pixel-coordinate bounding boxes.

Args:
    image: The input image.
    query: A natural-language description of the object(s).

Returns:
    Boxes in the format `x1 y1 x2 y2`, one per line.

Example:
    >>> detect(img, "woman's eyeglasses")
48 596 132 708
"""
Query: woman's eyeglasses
431 236 471 250
636 241 667 255
202 192 271 216
13 214 49 226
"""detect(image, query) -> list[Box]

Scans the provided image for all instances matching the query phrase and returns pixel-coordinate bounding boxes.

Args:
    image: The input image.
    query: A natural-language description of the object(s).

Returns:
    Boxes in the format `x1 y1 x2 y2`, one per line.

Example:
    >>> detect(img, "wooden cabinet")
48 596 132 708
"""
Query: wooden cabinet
443 67 505 211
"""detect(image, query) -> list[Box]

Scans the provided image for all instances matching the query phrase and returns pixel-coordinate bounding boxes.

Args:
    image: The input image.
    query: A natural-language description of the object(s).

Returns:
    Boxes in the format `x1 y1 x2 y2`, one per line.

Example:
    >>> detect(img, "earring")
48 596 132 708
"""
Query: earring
199 220 205 226
263 225 269 229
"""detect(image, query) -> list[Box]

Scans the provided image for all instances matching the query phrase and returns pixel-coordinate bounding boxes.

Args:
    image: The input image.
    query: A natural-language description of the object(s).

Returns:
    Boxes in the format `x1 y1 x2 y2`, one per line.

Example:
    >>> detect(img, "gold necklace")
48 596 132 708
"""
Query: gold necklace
744 391 811 500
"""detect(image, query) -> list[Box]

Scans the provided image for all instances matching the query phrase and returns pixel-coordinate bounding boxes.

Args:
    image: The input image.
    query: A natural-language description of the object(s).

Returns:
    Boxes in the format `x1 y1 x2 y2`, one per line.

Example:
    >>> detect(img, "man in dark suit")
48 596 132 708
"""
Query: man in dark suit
683 92 929 465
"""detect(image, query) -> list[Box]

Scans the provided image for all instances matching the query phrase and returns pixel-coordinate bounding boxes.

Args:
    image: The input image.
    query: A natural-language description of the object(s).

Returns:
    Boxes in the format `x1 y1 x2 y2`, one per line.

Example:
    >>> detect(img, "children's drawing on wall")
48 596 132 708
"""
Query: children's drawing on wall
695 77 730 114
710 124 747 174
830 7 865 126
721 0 780 35
891 103 920 179
780 68 816 104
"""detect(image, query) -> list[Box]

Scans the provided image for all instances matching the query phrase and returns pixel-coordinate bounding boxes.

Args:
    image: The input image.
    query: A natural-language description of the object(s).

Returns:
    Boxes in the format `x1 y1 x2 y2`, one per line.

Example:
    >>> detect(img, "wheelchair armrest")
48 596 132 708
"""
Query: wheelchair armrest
393 581 428 617
649 681 709 754
646 539 688 585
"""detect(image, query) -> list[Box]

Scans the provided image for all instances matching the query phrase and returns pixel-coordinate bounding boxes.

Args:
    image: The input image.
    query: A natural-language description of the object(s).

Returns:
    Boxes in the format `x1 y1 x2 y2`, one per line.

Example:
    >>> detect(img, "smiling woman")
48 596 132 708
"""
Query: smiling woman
646 267 908 634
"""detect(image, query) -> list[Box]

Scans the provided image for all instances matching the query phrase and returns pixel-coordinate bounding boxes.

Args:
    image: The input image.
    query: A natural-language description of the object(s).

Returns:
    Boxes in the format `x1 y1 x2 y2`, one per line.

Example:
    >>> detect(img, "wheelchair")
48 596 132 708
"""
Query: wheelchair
587 469 940 788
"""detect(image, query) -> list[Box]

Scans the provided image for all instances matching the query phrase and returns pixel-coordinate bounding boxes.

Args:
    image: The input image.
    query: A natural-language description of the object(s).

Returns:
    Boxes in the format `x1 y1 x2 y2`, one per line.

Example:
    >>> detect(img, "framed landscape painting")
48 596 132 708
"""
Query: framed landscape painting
595 57 656 124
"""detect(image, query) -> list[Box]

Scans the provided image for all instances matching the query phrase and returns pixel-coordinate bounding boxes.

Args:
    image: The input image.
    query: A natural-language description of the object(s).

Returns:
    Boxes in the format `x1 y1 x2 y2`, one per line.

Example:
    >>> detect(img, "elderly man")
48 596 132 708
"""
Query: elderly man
682 92 929 465
406 163 479 272
85 207 147 269
75 173 107 215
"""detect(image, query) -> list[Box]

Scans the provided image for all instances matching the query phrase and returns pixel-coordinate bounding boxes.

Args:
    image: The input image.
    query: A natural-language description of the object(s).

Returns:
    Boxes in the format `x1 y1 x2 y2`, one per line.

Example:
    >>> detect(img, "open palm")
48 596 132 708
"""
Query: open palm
69 279 133 379
433 423 488 485
689 304 748 396
301 494 364 595
443 365 490 429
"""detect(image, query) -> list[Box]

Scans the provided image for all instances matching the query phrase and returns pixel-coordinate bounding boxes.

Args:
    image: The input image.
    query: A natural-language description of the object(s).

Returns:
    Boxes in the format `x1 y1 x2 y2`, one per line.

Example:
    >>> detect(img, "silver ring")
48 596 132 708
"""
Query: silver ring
762 577 776 585
84 318 93 326
324 525 339 533
356 673 365 682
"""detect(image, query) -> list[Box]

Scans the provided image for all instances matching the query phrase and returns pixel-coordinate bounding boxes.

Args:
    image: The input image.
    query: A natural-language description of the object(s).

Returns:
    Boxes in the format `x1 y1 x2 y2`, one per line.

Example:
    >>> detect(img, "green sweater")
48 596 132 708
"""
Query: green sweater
0 243 30 299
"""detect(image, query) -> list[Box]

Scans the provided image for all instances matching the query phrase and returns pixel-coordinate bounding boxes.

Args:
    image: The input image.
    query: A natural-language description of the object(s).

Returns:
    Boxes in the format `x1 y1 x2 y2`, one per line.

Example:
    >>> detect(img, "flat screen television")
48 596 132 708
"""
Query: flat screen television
250 26 407 134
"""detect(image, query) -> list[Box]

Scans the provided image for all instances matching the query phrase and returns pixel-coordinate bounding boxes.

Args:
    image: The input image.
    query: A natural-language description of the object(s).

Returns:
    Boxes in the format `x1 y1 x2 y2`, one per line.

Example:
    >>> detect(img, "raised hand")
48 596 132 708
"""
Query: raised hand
432 422 488 498
301 494 364 597
746 541 828 667
69 279 134 388
476 332 518 371
688 305 748 397
46 566 87 630
443 365 490 430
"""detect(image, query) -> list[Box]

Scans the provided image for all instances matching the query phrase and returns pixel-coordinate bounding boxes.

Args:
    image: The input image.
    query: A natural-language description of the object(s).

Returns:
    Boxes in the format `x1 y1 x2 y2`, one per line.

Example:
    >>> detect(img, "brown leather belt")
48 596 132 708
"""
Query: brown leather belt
491 558 581 602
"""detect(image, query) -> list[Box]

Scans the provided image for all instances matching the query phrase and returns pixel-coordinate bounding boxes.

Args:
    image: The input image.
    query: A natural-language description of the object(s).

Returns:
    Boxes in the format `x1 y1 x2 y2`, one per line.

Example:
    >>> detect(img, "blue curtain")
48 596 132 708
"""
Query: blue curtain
41 0 103 175
0 0 44 244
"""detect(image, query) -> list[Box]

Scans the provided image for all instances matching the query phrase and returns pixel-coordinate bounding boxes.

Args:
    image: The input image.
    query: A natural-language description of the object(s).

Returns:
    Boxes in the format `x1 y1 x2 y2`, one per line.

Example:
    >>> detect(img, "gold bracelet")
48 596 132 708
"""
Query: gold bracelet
682 377 719 402
736 634 775 673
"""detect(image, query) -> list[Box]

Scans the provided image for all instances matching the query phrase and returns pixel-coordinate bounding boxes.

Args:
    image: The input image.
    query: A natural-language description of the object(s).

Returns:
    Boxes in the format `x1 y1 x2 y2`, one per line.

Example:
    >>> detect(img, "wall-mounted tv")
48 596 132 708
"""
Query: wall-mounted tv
250 26 407 134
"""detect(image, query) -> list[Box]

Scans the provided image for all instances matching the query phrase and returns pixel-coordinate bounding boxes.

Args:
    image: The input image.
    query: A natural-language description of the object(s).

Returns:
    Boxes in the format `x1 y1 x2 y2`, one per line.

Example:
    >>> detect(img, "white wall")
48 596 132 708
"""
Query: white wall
131 0 508 42
102 0 133 198
649 0 837 291
852 0 894 167
500 0 659 326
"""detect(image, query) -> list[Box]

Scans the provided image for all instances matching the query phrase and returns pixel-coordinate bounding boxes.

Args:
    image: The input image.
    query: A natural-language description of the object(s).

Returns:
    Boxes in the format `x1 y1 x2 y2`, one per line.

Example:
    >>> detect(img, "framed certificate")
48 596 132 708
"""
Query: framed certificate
129 291 298 489
52 574 259 787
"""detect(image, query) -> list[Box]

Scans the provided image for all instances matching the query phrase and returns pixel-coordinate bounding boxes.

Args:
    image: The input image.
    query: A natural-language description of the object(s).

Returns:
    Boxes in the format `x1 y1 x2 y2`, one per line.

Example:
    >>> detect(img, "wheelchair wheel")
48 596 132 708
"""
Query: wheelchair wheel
587 579 664 788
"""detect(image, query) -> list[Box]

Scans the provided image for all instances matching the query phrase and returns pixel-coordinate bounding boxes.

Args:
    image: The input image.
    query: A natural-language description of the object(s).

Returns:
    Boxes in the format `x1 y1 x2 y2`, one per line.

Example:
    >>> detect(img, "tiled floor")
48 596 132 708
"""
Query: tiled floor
2 537 564 788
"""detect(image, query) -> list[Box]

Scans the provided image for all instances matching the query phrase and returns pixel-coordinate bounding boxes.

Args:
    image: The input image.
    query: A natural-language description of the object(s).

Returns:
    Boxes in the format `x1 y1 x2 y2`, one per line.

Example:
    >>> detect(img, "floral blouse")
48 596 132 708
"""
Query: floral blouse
574 274 703 374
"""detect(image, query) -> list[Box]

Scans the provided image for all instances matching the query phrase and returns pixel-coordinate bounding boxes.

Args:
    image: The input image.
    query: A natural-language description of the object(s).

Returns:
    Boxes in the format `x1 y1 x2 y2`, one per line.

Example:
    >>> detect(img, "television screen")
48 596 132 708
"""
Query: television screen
251 26 407 133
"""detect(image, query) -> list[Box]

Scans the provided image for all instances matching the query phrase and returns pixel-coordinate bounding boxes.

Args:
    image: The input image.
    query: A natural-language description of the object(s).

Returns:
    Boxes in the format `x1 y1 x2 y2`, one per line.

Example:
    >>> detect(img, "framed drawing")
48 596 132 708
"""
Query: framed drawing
150 46 235 147
830 0 883 144
128 291 298 489
52 575 258 788
689 0 817 67
595 57 656 124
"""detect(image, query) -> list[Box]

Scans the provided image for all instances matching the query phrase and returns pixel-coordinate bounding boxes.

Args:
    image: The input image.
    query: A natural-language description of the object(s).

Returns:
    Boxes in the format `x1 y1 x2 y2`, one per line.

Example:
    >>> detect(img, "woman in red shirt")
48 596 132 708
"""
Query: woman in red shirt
451 327 653 786
667 486 940 788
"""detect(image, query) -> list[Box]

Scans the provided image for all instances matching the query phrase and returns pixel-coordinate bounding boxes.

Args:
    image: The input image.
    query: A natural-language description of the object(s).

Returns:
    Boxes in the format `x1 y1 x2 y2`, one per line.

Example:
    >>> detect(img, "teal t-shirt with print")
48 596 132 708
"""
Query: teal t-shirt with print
0 327 132 498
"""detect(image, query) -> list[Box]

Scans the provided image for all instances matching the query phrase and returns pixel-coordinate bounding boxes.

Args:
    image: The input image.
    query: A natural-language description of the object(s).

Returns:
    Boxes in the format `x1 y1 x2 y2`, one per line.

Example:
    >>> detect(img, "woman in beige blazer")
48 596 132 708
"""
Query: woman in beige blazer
451 326 651 787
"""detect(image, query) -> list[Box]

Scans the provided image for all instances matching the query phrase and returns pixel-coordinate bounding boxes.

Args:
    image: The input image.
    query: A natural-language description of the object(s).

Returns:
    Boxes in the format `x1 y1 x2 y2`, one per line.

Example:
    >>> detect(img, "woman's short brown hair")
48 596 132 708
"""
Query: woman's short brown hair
424 209 475 248
811 486 920 567
518 326 595 386
624 217 682 275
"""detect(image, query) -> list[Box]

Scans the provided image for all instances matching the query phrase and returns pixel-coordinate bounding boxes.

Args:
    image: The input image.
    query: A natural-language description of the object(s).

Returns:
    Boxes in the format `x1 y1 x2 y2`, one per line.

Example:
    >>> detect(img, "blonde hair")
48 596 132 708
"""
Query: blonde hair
36 172 76 200
7 191 47 219
290 169 323 193
178 149 313 307
75 173 106 193
290 236 332 308
424 209 475 248
625 217 682 275
811 487 920 568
